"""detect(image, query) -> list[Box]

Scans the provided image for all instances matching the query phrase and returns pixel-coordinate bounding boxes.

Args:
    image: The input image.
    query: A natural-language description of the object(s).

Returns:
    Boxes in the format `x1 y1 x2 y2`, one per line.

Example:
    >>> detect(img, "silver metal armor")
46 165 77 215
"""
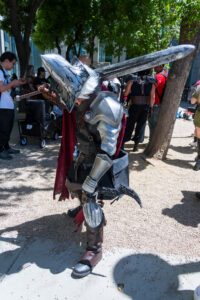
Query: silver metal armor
84 91 124 156
82 153 113 194
41 54 99 113
82 92 124 228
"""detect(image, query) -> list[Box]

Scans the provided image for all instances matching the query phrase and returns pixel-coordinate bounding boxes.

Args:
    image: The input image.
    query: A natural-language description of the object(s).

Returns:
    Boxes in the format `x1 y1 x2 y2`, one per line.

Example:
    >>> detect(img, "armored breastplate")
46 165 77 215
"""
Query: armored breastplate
76 111 101 157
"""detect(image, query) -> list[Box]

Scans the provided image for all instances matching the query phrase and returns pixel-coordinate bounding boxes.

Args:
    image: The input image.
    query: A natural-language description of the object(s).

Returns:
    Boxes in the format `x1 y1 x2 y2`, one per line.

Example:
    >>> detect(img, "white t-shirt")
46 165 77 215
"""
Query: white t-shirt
0 68 14 109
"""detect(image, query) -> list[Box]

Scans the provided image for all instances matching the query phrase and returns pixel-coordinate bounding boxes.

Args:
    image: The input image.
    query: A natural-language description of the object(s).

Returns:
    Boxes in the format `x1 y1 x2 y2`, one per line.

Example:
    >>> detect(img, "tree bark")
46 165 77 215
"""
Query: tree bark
7 0 44 77
88 36 95 65
144 20 200 159
55 37 61 55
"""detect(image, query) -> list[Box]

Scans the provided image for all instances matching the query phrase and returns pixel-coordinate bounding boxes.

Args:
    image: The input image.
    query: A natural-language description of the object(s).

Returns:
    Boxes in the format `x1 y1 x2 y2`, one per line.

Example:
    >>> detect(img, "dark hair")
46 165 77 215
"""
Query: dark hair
27 65 34 72
11 73 18 80
37 67 45 76
0 51 17 62
138 69 151 76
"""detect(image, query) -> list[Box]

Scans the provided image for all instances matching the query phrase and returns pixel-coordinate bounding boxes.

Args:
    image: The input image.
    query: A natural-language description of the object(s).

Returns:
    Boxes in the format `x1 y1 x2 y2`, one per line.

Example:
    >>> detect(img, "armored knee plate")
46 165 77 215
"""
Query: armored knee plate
83 194 103 229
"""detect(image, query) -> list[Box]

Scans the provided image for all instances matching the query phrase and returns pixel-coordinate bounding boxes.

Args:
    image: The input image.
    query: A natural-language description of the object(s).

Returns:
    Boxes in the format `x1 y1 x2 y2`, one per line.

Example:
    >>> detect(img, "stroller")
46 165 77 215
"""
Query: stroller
18 99 62 148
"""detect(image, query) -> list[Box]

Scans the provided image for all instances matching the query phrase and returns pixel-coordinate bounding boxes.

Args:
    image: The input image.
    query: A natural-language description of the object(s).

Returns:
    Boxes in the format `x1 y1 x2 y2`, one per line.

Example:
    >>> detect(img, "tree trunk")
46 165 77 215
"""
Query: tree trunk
144 20 200 159
88 35 95 65
15 41 31 77
7 0 44 77
66 43 73 61
55 37 61 55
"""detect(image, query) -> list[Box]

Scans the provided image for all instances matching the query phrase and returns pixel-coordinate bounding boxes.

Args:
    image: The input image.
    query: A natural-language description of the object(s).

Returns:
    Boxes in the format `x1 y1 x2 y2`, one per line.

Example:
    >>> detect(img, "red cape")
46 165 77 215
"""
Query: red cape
53 106 126 201
53 109 76 200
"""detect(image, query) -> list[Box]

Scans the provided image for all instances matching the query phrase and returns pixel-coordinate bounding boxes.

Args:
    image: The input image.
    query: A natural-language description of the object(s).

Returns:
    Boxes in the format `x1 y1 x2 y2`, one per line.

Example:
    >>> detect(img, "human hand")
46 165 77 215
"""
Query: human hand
19 78 27 85
12 79 26 87
38 83 50 93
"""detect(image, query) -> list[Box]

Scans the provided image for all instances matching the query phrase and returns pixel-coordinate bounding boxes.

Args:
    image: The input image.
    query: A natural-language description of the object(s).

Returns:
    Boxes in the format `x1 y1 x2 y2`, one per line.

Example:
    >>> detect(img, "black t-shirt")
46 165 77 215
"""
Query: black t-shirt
131 80 152 96
33 77 48 87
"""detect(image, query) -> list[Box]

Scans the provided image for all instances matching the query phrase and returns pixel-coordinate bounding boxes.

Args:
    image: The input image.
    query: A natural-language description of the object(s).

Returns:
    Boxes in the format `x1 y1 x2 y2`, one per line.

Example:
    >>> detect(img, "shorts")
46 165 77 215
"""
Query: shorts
194 108 200 127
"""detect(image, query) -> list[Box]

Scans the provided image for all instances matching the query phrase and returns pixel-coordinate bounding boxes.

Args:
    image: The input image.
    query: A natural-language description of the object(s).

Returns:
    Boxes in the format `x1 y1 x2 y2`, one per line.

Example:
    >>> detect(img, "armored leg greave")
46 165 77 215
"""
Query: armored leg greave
194 138 200 171
72 220 104 278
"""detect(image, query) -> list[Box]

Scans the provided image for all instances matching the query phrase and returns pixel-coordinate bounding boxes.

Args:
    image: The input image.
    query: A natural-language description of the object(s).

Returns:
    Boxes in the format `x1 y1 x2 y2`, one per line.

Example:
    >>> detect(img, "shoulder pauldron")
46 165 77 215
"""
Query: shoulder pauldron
84 91 124 156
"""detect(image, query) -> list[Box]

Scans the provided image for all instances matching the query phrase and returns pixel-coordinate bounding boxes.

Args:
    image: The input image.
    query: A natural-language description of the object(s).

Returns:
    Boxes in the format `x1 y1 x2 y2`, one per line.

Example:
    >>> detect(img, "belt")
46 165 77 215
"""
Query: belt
153 104 160 108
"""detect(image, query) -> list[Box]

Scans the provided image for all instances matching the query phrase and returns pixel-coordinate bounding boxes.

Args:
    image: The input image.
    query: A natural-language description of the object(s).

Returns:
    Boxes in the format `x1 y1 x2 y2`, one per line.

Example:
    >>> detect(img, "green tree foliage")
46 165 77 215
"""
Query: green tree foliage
100 0 180 58
0 0 44 76
33 0 95 60
33 0 181 61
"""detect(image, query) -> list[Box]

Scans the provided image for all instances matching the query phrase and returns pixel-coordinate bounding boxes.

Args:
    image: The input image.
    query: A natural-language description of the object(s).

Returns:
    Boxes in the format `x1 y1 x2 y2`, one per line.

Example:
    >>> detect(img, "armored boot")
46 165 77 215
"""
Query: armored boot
193 138 200 171
72 222 103 278
68 206 82 218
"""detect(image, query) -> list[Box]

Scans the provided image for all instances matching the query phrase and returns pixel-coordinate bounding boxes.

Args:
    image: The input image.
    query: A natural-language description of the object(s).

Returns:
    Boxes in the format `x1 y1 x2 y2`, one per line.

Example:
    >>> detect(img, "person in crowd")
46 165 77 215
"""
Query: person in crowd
34 66 51 113
0 52 25 160
34 66 48 88
78 54 91 66
122 69 156 151
39 54 141 278
19 65 36 104
189 81 200 148
190 81 200 171
38 46 192 279
148 64 168 140
25 65 36 92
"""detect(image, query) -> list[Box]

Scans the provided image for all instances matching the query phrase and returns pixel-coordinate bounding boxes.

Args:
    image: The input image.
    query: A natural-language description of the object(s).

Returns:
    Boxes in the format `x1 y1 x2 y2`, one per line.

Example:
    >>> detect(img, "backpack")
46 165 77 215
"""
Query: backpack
155 71 168 103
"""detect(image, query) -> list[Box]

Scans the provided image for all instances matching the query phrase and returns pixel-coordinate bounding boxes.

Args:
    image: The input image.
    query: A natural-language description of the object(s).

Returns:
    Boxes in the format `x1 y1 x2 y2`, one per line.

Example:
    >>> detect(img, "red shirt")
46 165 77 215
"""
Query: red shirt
155 70 168 104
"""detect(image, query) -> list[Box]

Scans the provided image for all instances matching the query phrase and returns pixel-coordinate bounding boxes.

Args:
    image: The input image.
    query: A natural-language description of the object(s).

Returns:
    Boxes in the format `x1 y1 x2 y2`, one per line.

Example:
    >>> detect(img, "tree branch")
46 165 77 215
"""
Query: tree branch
8 0 23 44
24 0 44 46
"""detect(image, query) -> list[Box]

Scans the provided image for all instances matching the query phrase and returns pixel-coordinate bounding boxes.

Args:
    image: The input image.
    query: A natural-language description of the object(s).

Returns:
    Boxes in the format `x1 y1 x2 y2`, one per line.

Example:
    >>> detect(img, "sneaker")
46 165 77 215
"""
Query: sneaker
133 144 138 152
7 147 20 154
193 160 200 171
189 140 197 147
195 192 200 200
0 149 13 160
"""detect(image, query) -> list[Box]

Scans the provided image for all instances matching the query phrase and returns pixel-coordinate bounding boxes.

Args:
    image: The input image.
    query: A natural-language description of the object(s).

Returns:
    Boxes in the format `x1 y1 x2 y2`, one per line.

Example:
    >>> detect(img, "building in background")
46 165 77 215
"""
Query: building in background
0 27 199 88
0 28 43 77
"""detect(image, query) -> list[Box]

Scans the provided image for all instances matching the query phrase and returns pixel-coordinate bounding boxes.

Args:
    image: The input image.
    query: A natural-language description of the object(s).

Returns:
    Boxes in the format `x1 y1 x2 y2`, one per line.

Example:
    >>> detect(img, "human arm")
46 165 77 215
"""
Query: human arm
124 80 133 97
0 79 25 93
191 97 197 105
38 84 63 109
122 80 133 103
150 84 155 108
191 85 200 105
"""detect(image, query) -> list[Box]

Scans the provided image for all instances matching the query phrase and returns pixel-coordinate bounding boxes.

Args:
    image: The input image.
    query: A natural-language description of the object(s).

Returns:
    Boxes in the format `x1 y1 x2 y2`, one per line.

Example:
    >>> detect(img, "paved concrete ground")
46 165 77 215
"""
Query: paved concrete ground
0 110 200 299
0 234 200 300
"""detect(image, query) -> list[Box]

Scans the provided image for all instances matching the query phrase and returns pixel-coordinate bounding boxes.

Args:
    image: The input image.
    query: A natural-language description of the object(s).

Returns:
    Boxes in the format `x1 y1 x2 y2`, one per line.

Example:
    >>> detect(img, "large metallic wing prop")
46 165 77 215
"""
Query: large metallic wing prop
95 45 195 80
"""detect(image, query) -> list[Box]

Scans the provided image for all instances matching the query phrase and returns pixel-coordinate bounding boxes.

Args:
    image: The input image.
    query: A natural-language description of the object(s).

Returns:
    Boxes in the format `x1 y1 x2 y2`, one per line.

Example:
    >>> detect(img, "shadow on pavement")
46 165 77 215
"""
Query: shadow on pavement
162 190 200 227
113 253 200 300
164 158 194 170
0 214 86 277
169 145 195 155
124 143 149 172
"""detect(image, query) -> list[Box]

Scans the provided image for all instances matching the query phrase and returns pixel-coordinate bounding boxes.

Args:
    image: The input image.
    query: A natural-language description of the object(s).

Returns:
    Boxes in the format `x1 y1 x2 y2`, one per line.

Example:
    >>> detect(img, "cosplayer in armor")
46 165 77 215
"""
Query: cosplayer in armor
40 45 194 278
